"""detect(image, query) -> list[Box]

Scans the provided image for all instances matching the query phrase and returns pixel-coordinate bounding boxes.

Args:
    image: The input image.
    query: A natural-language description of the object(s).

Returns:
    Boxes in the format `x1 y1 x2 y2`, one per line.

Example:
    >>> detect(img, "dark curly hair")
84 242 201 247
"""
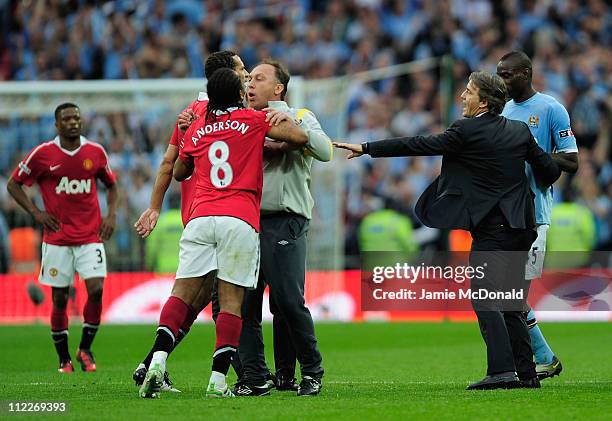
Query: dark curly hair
204 50 237 79
204 68 244 123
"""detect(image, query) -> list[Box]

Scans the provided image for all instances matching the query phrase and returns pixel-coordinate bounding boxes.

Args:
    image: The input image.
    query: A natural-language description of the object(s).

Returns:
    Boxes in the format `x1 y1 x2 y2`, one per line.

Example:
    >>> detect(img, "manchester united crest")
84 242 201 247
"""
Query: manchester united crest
83 158 94 170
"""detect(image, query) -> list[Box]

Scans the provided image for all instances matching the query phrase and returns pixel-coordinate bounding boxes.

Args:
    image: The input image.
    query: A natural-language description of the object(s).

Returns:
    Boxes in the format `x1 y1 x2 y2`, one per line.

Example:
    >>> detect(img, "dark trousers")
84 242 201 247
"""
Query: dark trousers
469 210 537 380
271 298 297 378
237 274 297 381
210 235 299 380
240 213 324 383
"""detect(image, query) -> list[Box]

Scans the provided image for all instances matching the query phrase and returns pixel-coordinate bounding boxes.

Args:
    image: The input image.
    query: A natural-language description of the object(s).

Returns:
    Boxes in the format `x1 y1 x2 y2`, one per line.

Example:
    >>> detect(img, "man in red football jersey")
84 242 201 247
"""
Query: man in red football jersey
132 50 249 391
7 103 118 373
138 68 307 399
134 50 248 234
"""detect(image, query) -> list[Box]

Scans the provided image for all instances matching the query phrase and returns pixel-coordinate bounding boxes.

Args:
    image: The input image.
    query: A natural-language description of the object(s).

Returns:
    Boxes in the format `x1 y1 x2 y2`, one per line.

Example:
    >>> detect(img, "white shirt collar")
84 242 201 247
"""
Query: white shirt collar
197 91 208 101
213 107 239 115
53 135 88 156
475 111 488 118
267 100 289 111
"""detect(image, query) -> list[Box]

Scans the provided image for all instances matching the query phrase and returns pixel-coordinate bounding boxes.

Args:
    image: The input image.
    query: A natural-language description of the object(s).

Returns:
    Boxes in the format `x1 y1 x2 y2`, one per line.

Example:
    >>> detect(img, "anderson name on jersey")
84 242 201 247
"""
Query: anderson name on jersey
179 107 269 232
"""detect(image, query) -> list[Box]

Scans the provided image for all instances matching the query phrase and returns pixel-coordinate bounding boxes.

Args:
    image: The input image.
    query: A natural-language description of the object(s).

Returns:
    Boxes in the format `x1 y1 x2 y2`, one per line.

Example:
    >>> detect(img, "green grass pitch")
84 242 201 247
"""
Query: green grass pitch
0 322 610 420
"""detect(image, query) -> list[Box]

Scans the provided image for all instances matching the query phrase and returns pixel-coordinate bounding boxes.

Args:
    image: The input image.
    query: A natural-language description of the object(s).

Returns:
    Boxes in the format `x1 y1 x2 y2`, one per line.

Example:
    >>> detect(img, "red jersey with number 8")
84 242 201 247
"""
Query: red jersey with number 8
11 136 116 246
179 108 269 231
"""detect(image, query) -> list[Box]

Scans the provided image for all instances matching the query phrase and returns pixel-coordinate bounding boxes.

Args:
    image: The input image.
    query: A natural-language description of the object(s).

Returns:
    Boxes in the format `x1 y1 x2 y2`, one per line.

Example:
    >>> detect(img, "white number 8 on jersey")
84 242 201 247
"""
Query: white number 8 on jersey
209 141 233 188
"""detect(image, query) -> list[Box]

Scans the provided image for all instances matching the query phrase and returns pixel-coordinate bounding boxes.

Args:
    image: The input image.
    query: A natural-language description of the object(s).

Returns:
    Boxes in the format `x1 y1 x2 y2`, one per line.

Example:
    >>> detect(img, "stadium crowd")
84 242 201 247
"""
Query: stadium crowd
0 0 610 272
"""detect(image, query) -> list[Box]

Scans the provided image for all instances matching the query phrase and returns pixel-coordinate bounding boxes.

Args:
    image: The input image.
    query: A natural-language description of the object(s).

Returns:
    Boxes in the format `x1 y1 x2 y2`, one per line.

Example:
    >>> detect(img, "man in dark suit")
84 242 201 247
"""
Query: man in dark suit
335 71 561 390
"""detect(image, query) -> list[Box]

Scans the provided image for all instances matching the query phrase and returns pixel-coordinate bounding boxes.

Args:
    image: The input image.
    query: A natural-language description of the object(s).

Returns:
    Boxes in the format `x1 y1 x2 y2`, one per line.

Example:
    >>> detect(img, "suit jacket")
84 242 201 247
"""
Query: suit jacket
366 112 561 230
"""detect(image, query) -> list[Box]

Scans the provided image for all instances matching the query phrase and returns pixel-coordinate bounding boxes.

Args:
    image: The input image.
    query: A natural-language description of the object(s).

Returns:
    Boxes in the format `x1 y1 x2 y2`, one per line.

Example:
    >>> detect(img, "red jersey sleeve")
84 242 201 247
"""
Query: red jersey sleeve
11 143 47 186
179 117 201 162
95 146 116 187
169 123 181 147
171 100 200 149
178 138 192 162
251 110 269 138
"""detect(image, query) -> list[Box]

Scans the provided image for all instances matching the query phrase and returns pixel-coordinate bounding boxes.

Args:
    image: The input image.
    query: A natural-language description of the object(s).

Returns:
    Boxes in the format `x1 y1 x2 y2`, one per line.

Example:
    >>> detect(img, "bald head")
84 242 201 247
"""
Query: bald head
499 51 532 74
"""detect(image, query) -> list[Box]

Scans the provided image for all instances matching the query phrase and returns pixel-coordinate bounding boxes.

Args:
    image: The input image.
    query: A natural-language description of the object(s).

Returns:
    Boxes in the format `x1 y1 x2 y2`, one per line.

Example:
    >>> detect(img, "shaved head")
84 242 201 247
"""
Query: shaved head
499 51 532 74
497 51 535 101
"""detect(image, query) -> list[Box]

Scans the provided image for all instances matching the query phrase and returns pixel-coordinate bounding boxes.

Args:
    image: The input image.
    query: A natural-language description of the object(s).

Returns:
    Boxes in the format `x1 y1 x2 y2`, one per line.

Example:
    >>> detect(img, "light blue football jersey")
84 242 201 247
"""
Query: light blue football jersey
502 92 578 225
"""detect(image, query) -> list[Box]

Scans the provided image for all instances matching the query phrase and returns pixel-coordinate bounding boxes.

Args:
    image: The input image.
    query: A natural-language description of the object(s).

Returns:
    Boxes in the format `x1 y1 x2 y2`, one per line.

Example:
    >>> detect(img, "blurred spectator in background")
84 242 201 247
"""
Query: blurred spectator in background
546 188 597 269
144 192 182 273
0 212 11 273
8 227 39 274
573 153 611 250
128 167 153 217
358 195 418 255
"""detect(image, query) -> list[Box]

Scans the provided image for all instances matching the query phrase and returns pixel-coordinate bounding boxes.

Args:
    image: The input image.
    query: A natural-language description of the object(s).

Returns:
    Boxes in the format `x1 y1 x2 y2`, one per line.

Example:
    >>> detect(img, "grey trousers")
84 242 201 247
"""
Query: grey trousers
239 213 324 383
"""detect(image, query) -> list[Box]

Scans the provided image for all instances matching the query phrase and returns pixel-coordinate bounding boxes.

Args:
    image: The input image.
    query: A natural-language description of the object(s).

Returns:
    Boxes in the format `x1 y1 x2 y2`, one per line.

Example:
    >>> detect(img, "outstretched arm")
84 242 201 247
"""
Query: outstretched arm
134 143 179 238
332 142 364 159
335 121 465 159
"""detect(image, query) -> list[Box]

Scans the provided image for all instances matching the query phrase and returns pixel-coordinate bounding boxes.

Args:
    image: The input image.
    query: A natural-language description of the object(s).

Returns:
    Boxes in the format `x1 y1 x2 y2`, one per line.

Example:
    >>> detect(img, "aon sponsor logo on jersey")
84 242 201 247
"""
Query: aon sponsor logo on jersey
56 177 92 194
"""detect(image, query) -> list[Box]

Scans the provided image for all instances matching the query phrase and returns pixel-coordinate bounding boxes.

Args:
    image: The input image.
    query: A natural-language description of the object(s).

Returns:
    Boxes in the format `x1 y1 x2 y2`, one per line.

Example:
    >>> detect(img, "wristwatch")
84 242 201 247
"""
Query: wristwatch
361 142 370 155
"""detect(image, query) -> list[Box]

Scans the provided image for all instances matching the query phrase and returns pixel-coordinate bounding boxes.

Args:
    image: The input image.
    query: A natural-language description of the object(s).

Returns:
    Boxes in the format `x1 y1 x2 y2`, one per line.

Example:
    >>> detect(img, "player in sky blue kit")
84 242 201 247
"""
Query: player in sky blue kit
497 51 579 380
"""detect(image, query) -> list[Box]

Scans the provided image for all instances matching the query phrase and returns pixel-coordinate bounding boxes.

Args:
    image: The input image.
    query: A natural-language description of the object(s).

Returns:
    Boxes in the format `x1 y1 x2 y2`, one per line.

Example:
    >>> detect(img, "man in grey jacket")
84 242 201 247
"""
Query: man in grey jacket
234 59 332 397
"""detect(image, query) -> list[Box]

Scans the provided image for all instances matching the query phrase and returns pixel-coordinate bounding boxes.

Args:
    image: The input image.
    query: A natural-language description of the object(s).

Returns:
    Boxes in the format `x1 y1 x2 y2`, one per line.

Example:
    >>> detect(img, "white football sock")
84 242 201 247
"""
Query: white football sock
209 371 226 390
149 351 168 373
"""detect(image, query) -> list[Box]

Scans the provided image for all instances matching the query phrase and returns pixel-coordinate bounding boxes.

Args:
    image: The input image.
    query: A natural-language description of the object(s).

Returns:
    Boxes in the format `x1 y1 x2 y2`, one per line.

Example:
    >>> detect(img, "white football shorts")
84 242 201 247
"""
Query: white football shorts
524 224 549 280
176 216 260 289
39 242 107 287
